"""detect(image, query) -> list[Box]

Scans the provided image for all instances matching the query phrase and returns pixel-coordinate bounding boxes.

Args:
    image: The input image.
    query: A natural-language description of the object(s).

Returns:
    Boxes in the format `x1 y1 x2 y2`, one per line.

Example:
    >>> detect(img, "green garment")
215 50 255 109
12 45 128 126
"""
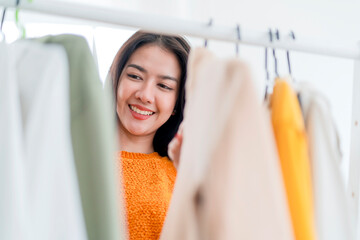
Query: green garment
35 34 125 240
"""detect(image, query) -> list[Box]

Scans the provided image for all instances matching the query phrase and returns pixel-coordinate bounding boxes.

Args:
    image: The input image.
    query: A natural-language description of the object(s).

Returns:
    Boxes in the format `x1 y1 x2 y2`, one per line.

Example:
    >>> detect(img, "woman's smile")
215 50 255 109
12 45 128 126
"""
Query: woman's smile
129 104 155 120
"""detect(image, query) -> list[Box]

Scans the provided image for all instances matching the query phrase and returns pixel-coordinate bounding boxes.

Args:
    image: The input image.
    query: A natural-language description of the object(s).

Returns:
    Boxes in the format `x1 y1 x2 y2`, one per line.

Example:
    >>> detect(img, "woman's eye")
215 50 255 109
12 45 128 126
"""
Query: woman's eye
127 74 141 80
158 83 173 90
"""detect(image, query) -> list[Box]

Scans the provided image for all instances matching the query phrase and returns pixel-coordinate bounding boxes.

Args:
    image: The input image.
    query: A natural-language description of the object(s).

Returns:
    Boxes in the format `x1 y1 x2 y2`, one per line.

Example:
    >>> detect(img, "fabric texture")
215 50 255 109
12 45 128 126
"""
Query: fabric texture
299 83 355 240
0 41 86 240
119 151 177 240
161 48 293 240
35 34 125 240
270 78 316 240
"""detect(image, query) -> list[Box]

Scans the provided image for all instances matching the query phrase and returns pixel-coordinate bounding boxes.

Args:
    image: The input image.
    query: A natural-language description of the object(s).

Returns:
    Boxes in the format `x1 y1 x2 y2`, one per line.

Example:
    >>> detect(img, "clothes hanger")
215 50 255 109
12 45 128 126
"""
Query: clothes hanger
15 0 27 39
204 18 213 48
264 29 271 100
275 29 297 83
285 30 302 108
0 7 6 42
287 31 296 81
235 24 241 57
273 28 279 78
264 28 282 99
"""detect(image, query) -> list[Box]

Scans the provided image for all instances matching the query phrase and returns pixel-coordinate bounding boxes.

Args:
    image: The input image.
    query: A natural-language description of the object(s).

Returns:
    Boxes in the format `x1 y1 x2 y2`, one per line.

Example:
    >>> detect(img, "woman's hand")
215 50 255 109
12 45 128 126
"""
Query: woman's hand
168 124 184 169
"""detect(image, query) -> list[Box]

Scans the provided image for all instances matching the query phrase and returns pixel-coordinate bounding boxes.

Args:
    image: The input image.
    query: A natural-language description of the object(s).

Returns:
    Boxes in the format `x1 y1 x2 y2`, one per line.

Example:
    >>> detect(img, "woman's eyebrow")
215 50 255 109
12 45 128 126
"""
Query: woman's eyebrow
127 63 178 82
127 64 146 73
159 75 179 82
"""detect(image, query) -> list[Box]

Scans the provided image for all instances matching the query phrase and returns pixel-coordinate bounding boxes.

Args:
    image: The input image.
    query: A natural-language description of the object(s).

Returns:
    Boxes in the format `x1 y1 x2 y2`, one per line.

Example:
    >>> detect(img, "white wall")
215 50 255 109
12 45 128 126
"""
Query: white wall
1 0 358 184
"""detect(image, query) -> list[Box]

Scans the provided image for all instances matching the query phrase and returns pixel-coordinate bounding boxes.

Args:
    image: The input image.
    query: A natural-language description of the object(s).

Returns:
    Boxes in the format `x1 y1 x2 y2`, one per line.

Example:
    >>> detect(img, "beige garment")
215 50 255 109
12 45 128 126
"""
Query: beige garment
299 83 354 240
160 48 293 240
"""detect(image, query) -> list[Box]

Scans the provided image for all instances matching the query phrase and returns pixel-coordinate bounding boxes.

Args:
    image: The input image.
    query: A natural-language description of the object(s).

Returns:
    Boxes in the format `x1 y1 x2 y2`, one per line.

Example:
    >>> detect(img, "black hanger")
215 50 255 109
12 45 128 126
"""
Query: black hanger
235 24 241 57
273 28 279 77
0 7 6 38
204 18 213 48
264 29 272 100
287 31 296 79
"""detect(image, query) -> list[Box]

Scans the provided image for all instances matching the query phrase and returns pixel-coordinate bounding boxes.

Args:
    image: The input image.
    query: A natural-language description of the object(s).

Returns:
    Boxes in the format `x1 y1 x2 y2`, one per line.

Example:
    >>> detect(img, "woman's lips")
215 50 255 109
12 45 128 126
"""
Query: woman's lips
130 104 154 112
129 105 154 120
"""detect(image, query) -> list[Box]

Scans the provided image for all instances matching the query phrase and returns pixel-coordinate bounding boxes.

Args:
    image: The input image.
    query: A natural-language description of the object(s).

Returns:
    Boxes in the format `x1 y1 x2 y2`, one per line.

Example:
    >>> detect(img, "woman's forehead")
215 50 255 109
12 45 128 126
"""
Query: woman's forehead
126 44 181 79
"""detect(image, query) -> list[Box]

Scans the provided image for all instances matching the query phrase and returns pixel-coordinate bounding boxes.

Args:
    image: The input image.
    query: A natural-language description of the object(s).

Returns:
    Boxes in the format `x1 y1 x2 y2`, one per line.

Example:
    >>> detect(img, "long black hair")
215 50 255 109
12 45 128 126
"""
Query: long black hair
109 31 190 158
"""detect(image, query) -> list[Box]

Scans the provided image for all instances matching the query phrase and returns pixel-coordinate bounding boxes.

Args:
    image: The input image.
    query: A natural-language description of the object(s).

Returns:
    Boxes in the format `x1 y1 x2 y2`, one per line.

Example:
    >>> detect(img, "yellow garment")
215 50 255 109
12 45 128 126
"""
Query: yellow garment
119 151 177 240
271 79 316 240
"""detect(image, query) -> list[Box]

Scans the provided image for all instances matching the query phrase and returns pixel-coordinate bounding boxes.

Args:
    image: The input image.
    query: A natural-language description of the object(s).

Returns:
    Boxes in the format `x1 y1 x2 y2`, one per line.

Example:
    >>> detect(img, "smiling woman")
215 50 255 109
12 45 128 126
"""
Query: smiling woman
117 44 181 145
109 31 190 240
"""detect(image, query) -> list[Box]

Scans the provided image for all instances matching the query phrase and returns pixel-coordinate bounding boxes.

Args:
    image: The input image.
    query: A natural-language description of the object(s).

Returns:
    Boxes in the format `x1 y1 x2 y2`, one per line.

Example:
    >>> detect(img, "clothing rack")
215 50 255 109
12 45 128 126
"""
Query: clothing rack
0 0 359 60
2 0 360 229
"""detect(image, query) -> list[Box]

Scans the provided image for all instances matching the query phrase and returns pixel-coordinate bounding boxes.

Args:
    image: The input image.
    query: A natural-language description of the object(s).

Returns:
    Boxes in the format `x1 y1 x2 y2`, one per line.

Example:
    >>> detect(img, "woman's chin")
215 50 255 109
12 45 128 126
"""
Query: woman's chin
128 128 151 137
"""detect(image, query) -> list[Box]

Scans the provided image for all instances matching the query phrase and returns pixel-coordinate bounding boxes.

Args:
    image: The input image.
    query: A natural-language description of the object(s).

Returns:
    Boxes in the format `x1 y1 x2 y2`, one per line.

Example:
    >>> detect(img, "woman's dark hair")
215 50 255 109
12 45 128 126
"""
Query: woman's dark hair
109 30 190 158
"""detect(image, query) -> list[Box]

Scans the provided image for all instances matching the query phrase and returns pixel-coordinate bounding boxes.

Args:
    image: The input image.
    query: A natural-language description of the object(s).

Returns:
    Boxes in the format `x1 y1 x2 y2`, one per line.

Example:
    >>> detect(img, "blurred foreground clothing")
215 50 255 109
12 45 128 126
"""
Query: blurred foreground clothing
161 48 293 240
0 41 87 240
36 34 126 240
0 35 126 240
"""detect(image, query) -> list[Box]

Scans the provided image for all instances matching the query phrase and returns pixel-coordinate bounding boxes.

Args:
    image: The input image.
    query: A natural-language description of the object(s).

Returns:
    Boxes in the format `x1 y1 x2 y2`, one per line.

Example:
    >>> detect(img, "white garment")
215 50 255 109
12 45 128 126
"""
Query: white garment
0 42 27 240
299 83 355 240
0 41 87 240
161 48 293 240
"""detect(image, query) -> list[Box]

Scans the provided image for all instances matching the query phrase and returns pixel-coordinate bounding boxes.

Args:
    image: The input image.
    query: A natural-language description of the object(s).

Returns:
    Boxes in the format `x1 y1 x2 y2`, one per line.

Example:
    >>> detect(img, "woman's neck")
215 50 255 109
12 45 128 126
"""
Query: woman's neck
118 126 155 154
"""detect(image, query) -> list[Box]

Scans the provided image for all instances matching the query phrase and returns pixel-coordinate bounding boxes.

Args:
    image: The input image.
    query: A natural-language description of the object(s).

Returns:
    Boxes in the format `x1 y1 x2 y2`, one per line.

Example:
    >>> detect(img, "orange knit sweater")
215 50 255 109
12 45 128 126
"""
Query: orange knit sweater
119 151 177 240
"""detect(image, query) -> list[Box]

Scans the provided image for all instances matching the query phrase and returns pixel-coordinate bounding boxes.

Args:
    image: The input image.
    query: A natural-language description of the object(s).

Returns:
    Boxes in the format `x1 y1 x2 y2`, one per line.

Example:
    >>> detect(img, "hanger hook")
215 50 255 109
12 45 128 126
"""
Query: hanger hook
15 0 27 39
264 29 272 99
0 7 6 41
204 18 213 48
265 29 271 81
235 24 241 57
275 29 280 41
287 31 295 77
269 28 278 77
273 28 279 77
0 8 6 31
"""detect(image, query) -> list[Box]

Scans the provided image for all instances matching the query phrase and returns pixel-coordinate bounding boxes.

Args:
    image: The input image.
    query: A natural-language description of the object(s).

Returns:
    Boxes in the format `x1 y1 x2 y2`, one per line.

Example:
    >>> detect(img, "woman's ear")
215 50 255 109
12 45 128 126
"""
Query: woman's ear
172 109 176 116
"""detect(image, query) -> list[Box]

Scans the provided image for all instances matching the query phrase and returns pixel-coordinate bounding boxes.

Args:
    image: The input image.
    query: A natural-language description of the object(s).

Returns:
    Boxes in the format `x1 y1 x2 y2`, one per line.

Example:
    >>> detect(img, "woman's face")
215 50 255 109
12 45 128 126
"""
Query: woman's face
116 44 181 138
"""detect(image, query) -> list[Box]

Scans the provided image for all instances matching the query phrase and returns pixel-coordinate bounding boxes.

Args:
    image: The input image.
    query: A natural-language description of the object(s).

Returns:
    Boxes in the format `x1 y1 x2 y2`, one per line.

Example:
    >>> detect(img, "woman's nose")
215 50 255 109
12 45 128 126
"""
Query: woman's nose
135 81 155 104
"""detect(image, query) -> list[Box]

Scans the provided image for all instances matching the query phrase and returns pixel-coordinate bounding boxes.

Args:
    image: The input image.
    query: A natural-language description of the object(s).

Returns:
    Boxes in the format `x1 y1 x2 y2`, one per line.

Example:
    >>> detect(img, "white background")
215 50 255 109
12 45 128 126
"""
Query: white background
1 0 358 185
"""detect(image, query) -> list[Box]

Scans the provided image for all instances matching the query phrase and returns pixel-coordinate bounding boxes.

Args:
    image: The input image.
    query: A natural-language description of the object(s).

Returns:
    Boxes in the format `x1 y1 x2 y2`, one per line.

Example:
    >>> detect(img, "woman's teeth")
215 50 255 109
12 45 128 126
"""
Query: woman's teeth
130 105 154 116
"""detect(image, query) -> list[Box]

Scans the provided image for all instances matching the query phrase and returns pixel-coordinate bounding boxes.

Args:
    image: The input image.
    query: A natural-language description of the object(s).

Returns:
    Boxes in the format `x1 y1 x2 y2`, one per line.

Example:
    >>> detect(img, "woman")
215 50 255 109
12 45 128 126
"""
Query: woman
109 31 190 239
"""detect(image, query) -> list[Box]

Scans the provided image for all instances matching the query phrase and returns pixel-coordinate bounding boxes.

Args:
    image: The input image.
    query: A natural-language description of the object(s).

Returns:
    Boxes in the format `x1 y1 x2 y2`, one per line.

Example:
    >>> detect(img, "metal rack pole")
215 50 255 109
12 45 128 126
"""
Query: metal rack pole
0 0 360 59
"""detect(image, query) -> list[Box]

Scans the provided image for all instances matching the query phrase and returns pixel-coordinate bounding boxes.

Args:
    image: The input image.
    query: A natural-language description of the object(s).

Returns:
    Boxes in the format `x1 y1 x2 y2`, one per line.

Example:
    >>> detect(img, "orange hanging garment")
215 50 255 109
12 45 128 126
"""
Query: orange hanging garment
271 79 316 240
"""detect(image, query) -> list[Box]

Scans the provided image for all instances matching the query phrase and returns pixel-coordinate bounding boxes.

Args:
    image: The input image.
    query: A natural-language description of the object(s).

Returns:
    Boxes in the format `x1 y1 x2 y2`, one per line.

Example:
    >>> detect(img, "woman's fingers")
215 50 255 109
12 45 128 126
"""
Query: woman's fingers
168 125 184 169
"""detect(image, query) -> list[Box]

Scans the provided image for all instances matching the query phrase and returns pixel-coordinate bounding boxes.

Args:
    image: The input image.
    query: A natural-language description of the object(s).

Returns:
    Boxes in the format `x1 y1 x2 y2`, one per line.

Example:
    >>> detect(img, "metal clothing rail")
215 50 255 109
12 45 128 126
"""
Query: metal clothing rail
1 0 360 60
2 0 360 235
